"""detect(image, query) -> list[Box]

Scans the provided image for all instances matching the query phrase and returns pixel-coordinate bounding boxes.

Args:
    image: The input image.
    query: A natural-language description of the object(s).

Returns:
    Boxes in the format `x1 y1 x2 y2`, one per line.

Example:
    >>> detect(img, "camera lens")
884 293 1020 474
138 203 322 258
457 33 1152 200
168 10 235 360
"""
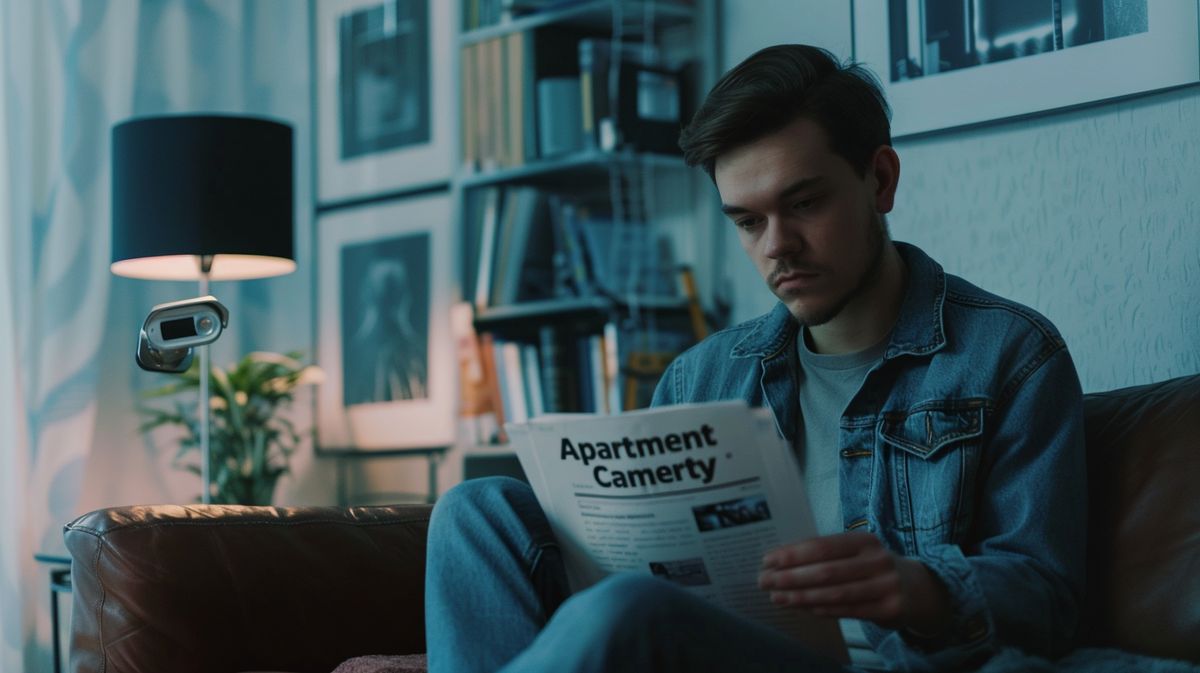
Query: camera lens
197 315 215 334
161 317 198 340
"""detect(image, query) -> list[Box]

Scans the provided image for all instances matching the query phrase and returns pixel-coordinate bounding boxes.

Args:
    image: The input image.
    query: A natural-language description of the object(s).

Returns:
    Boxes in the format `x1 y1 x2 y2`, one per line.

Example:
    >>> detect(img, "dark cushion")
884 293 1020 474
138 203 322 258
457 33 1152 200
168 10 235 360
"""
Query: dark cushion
1083 374 1200 662
65 503 432 673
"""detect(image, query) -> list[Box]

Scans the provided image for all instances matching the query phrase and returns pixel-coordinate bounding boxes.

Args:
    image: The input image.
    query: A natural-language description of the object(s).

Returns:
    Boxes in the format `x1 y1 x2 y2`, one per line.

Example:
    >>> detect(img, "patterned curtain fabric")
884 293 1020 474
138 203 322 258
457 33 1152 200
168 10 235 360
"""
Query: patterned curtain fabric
0 2 311 670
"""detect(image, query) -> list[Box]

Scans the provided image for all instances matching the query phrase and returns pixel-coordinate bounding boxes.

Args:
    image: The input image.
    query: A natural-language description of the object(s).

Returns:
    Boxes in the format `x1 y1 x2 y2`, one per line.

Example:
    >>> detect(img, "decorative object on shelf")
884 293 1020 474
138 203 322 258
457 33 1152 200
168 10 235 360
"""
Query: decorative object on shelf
111 113 296 504
315 0 455 205
139 352 323 505
577 36 682 155
853 0 1199 137
316 192 456 449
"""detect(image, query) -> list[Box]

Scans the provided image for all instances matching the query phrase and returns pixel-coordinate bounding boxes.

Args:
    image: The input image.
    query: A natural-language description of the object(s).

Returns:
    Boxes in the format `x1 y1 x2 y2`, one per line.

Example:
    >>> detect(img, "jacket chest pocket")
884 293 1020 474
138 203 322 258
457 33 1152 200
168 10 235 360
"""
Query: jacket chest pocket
878 401 986 544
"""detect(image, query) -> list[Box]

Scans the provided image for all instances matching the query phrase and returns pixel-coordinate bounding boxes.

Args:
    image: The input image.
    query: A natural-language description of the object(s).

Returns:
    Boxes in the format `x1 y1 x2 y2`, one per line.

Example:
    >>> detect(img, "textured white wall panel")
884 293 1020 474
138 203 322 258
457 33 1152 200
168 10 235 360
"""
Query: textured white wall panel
890 86 1200 392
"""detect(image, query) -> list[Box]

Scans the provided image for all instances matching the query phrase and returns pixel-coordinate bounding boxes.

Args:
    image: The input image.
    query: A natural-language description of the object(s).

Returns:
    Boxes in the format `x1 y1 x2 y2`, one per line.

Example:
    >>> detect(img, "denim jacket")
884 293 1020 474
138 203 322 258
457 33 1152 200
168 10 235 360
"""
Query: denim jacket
651 242 1087 672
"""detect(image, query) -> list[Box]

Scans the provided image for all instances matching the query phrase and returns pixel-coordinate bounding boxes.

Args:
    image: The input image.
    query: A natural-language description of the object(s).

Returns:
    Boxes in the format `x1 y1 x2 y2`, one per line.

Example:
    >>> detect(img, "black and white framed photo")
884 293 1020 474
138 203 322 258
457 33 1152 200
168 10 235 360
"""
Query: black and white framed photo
852 0 1200 137
315 0 454 204
317 192 455 449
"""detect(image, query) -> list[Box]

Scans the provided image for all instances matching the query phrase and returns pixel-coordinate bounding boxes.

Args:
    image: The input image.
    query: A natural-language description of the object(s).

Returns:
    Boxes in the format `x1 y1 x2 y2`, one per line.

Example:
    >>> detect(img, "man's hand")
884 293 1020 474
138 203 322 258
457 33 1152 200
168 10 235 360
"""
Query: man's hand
757 532 952 635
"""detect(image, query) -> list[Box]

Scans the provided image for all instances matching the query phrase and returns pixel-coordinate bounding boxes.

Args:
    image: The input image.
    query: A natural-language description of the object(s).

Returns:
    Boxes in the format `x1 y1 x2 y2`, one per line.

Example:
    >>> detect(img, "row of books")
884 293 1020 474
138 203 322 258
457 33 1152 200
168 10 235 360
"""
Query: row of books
460 29 686 172
489 325 620 423
456 315 698 444
456 296 704 446
463 185 681 310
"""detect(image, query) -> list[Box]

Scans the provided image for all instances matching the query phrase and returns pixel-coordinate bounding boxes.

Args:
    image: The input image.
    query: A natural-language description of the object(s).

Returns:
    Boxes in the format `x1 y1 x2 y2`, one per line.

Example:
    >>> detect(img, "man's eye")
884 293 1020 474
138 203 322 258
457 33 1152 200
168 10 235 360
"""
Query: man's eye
735 217 761 230
792 197 820 211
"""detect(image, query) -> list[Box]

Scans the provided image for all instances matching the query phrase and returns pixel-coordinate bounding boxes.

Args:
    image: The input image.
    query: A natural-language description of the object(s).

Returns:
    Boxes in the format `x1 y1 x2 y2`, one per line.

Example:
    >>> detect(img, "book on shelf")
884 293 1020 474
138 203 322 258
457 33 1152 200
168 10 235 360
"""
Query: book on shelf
602 321 621 413
490 187 552 306
452 302 489 414
548 197 594 298
538 324 580 413
461 27 586 172
482 319 695 425
453 302 500 446
522 342 547 417
460 32 522 171
470 187 503 310
586 333 608 414
467 186 548 310
478 331 509 443
536 76 584 158
498 340 530 423
488 188 528 306
461 41 477 170
469 189 684 310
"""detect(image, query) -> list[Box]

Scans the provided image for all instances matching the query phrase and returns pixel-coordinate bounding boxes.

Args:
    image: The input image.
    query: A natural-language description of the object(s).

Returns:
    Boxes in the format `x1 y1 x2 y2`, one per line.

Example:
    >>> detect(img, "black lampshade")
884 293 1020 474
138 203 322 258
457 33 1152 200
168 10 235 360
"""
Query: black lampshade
111 114 295 281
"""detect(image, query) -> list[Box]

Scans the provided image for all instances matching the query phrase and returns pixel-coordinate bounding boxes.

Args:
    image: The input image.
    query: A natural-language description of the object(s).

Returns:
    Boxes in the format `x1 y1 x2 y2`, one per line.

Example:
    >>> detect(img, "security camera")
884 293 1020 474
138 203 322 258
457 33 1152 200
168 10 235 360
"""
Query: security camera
136 296 230 373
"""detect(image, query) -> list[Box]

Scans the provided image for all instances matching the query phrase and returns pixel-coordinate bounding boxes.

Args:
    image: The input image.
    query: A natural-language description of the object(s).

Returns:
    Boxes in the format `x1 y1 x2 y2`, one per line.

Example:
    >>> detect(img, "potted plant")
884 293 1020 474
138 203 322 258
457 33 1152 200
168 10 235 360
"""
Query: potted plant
139 351 323 505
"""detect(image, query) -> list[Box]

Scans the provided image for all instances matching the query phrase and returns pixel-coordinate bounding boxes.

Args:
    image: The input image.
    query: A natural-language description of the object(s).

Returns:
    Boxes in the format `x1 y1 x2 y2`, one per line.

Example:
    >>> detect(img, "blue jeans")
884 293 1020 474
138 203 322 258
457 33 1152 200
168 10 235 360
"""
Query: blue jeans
425 477 854 673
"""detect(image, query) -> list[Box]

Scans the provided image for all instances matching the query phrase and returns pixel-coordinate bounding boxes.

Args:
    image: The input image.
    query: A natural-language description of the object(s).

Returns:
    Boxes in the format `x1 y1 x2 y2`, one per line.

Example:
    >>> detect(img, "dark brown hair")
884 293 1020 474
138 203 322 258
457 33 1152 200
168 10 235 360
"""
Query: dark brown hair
679 44 891 179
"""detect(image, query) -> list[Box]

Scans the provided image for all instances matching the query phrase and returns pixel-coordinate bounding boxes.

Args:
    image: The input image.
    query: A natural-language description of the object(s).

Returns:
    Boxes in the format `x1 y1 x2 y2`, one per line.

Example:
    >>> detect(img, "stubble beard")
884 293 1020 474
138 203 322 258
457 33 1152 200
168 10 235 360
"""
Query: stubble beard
778 213 888 328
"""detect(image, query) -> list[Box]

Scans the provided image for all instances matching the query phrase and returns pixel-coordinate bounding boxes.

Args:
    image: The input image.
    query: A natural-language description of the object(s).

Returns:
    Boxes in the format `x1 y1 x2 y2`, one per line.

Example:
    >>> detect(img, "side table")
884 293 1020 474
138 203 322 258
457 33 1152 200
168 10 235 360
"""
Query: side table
316 446 448 505
34 553 72 673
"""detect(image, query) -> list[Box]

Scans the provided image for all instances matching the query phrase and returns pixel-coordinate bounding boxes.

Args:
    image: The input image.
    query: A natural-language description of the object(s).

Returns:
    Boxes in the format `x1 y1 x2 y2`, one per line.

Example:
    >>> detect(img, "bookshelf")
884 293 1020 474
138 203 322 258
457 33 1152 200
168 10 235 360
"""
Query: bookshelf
476 295 686 325
457 148 682 190
454 0 716 452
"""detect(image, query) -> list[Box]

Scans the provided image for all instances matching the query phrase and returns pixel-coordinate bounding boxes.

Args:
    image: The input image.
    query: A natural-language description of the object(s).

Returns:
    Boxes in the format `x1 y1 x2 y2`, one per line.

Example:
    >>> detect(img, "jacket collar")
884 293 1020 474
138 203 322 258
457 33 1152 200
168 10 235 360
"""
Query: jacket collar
729 241 947 360
885 242 947 359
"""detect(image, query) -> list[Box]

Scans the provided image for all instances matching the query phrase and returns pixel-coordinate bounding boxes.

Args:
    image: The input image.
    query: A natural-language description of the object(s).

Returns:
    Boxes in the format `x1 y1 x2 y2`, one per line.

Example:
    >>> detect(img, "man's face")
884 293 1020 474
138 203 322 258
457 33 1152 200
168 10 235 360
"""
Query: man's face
714 117 888 327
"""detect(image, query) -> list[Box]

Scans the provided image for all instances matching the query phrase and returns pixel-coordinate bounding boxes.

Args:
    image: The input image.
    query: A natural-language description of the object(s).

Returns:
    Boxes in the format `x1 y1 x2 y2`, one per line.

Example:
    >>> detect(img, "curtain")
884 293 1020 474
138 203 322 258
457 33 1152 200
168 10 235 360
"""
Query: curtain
0 3 312 671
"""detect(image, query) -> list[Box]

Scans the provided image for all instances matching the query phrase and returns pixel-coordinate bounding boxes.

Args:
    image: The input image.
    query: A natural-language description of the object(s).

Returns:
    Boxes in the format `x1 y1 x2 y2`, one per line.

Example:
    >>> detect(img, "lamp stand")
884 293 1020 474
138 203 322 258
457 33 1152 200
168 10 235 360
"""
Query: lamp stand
199 260 212 505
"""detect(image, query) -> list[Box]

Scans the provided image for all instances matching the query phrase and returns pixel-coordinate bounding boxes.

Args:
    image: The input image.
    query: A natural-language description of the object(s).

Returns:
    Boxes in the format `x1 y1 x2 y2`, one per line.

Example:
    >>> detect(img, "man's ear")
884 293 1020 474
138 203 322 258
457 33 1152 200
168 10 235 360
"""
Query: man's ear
868 145 900 214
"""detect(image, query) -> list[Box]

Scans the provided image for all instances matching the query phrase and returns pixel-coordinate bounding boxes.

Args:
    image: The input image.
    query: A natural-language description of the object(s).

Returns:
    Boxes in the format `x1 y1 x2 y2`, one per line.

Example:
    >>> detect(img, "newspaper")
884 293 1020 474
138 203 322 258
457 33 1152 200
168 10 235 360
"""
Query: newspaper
507 400 848 663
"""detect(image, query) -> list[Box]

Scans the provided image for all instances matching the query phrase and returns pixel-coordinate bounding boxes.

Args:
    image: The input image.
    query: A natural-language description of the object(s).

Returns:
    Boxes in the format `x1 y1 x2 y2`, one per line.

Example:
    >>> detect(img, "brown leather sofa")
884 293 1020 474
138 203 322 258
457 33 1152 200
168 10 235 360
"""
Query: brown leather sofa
64 374 1200 673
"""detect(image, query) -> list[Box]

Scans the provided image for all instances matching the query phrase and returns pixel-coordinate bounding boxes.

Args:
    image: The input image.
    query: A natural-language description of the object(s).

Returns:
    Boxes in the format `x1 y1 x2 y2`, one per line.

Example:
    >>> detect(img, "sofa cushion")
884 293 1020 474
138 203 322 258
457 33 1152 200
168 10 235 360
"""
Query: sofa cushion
65 503 433 673
1082 374 1200 663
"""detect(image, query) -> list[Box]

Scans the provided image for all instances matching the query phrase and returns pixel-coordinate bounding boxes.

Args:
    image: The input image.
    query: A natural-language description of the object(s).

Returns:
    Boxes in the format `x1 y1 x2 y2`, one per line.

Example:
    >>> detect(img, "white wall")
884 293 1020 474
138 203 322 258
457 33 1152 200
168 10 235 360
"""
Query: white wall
717 1 1199 392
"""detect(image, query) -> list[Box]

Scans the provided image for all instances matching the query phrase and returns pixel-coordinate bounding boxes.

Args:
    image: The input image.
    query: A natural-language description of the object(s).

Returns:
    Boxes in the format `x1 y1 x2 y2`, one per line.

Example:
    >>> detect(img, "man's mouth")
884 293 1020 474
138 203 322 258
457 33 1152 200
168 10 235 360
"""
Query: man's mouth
772 270 821 290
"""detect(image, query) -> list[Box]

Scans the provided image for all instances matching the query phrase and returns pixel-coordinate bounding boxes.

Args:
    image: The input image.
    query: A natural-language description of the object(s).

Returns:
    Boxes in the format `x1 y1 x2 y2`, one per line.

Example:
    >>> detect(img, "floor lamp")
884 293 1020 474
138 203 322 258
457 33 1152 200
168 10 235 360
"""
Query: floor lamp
110 114 295 504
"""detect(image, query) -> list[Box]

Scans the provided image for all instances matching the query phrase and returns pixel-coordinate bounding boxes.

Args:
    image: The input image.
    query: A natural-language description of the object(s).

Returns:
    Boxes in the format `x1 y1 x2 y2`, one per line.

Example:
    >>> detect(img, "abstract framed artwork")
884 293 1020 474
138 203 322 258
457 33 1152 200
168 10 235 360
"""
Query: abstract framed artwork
314 0 455 204
852 0 1200 137
316 192 456 449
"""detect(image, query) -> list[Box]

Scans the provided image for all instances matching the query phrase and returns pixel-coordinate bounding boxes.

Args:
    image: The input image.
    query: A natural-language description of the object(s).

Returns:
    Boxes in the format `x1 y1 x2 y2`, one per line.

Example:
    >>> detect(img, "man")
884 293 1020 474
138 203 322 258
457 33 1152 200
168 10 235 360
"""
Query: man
424 45 1086 673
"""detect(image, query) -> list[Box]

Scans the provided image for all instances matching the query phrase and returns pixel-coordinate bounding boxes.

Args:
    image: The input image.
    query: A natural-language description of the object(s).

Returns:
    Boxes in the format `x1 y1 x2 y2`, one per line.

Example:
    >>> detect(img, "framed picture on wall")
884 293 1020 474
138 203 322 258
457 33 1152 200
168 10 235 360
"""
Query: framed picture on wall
316 192 456 449
852 0 1200 137
314 0 455 205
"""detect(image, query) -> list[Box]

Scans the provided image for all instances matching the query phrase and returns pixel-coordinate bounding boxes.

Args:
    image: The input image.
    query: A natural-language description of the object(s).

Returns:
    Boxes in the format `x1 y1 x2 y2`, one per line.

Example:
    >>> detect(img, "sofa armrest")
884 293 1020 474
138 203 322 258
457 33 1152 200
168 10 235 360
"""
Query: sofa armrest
64 503 432 673
1083 373 1200 663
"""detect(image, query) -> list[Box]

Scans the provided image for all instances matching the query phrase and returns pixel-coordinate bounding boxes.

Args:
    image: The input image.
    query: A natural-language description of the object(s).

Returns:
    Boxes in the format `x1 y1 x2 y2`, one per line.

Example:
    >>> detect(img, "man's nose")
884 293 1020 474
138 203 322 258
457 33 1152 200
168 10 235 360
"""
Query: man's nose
762 217 802 259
